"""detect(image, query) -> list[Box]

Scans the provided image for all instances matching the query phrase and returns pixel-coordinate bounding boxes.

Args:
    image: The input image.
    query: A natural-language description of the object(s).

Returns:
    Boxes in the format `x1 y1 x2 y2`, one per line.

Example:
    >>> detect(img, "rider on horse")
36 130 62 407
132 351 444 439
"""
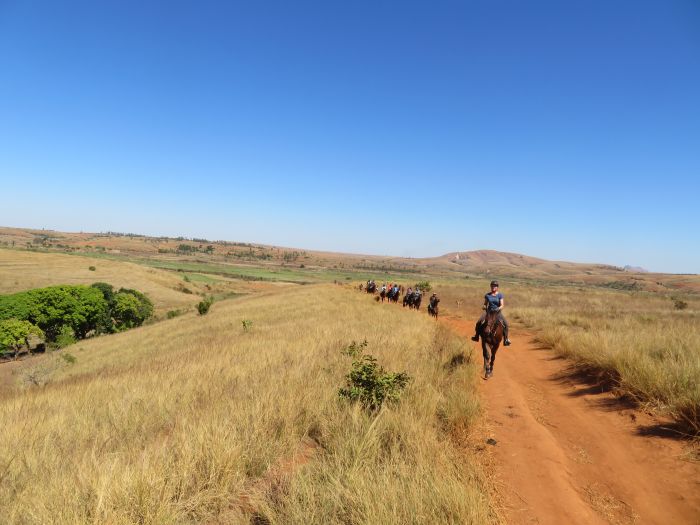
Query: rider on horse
471 280 511 346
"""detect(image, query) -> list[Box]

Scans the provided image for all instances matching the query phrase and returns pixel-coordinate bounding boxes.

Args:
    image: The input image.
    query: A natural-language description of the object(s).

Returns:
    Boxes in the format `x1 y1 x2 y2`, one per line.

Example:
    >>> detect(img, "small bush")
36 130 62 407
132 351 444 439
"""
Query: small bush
88 266 96 271
61 352 77 364
55 325 76 348
167 309 183 319
415 281 432 293
674 299 688 310
198 296 214 315
241 319 253 332
338 341 410 411
183 275 191 283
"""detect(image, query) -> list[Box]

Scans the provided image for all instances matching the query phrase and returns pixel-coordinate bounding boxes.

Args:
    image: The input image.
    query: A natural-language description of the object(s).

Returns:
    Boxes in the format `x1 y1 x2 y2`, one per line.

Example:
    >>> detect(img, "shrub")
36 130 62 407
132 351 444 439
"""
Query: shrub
112 289 154 330
241 319 253 332
55 325 76 348
198 296 214 315
183 275 191 283
166 309 183 319
338 341 410 411
91 282 116 333
415 281 432 293
61 352 77 364
0 319 44 359
674 299 688 311
88 266 96 271
0 285 109 340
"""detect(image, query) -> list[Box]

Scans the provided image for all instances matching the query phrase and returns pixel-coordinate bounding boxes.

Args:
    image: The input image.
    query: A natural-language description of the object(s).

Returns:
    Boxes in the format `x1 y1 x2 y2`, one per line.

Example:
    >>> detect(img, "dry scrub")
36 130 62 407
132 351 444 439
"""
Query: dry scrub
0 285 492 524
508 287 700 433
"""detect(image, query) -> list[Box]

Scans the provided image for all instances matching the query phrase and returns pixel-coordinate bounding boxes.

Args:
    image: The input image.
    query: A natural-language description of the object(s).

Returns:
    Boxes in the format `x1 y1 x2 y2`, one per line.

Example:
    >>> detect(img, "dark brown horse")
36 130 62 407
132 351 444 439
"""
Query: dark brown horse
479 310 504 378
427 296 439 319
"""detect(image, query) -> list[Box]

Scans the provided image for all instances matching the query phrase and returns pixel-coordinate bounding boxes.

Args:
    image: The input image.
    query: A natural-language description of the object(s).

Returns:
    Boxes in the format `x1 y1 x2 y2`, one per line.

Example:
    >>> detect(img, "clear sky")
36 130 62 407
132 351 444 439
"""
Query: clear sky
1 1 698 273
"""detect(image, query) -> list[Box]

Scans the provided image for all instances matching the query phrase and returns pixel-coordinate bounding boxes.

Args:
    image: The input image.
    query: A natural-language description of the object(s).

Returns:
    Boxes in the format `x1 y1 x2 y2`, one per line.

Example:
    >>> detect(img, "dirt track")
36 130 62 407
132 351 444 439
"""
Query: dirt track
442 315 700 525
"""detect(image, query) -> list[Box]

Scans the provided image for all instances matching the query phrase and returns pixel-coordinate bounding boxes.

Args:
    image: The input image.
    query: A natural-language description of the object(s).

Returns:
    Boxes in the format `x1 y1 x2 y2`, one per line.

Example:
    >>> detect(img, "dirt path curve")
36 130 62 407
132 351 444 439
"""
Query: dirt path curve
441 314 700 525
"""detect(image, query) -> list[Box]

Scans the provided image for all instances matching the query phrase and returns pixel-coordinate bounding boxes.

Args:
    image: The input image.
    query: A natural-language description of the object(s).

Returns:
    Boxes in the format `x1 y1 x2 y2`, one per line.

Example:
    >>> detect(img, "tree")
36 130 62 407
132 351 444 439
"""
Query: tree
0 285 109 340
113 288 154 330
91 282 116 333
0 319 44 359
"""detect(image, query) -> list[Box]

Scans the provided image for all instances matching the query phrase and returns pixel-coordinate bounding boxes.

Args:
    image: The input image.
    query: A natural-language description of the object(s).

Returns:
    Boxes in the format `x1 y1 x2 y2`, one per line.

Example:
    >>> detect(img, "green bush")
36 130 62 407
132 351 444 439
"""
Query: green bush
338 341 410 411
88 266 96 271
112 289 153 330
55 325 76 348
415 281 432 293
198 296 214 315
0 319 44 358
241 319 253 332
0 285 108 340
167 309 183 319
91 282 116 333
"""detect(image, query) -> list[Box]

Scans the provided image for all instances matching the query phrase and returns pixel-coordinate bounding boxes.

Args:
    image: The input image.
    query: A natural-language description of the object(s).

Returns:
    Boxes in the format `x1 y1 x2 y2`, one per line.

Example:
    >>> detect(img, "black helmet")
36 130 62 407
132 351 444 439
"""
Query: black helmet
490 280 499 287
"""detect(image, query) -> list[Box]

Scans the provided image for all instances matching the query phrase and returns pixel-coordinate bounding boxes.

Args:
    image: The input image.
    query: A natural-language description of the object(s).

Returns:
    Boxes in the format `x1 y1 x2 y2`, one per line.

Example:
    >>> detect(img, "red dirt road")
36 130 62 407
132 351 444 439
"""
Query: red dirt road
443 315 700 525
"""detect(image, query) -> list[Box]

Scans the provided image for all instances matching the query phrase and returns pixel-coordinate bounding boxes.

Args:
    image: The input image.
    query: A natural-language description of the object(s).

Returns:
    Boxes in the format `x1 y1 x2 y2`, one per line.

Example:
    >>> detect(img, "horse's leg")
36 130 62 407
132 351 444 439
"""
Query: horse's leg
482 341 491 377
490 344 499 375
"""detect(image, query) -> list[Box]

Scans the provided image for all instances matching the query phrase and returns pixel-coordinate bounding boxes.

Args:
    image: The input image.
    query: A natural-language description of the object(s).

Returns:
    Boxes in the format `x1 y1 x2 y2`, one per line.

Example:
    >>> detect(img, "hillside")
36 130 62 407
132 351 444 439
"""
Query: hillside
1 226 697 293
0 284 491 524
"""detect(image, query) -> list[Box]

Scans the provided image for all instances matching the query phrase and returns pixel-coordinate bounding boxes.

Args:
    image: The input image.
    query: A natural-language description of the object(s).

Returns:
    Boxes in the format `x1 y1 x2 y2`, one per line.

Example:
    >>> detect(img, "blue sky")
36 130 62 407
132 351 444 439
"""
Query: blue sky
1 0 698 273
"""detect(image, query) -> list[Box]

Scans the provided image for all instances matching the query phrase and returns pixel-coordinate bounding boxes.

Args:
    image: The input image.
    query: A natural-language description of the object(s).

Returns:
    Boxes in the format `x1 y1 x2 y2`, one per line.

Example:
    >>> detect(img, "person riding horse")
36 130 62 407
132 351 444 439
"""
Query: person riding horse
471 280 511 346
428 293 439 317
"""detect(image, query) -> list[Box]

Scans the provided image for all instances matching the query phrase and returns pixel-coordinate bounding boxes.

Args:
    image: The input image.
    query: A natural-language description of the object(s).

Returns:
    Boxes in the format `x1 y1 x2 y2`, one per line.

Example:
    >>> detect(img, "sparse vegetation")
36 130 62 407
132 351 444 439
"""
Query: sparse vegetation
0 285 490 524
508 287 700 433
0 319 44 358
338 341 411 410
241 318 253 332
197 296 214 315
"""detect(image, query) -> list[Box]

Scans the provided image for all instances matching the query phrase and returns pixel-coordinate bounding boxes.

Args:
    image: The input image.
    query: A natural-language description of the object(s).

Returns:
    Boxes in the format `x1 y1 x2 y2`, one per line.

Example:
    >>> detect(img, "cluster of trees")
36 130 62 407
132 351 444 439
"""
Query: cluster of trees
0 283 153 357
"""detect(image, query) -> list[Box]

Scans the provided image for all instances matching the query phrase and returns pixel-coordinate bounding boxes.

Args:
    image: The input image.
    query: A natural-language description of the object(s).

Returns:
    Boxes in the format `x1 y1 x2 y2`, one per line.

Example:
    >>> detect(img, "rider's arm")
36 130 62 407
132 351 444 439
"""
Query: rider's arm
499 298 504 311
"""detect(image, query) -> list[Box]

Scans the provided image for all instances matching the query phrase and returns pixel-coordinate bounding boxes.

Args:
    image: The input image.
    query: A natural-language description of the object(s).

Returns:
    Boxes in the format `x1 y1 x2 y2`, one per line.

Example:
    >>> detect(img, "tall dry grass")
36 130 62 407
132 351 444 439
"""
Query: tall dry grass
507 286 700 433
0 284 492 524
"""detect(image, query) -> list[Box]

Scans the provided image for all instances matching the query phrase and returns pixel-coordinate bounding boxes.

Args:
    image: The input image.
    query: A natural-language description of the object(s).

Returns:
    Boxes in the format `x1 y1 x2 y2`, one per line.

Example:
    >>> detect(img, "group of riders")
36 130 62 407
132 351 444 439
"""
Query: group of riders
362 279 511 347
363 280 440 316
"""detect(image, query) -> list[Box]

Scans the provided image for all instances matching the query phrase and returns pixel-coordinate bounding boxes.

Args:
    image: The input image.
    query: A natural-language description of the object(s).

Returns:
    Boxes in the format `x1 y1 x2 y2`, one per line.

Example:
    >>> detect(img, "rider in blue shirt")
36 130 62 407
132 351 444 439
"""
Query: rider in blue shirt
471 280 511 346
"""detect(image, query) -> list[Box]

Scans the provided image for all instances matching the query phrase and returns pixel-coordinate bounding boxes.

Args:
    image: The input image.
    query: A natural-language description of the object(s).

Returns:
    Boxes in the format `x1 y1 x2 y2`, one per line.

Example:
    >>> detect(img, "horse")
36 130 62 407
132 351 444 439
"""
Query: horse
403 291 422 310
387 287 400 303
366 282 377 294
479 310 504 379
379 288 387 302
427 297 439 319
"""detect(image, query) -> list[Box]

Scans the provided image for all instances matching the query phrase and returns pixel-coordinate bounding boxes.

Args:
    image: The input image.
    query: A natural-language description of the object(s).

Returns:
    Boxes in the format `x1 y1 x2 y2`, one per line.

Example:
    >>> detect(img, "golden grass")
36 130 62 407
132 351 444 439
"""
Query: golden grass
432 279 700 433
0 285 492 524
0 248 273 316
506 286 700 433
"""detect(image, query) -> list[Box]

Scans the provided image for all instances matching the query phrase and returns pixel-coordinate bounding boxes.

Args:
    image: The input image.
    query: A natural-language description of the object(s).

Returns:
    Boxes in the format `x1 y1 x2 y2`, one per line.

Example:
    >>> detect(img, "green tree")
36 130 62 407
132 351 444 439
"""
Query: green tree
0 285 108 340
0 319 44 359
113 289 153 330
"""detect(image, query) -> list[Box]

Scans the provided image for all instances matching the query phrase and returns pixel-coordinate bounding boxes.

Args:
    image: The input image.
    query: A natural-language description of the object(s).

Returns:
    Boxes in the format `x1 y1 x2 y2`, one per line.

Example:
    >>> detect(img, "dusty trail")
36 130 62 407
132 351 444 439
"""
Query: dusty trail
441 314 700 525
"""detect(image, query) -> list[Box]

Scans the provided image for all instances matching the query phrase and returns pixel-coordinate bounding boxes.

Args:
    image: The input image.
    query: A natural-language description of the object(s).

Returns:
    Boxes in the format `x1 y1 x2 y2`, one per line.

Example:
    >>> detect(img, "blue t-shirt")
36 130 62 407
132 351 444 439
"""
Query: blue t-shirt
485 292 503 312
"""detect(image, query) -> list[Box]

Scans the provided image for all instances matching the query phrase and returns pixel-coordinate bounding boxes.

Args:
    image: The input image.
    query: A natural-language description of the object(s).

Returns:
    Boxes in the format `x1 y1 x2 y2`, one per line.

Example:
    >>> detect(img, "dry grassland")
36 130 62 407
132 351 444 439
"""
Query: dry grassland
0 249 285 316
435 280 700 433
0 285 492 524
509 287 700 433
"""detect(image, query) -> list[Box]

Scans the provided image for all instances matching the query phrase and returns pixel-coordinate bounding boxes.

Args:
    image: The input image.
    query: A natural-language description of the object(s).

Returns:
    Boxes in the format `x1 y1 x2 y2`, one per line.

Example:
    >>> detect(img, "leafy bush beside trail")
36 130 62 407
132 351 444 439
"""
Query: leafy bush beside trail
0 284 153 351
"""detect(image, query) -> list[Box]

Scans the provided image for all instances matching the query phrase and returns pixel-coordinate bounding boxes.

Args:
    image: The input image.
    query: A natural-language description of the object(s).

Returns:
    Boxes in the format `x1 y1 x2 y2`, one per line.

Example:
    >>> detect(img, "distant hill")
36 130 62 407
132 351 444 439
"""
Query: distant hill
0 226 697 293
